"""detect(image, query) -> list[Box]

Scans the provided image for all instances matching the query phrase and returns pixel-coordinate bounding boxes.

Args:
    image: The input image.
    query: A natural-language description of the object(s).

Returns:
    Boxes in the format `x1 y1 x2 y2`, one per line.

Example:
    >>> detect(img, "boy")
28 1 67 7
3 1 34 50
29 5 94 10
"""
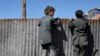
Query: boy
68 10 90 56
38 6 56 56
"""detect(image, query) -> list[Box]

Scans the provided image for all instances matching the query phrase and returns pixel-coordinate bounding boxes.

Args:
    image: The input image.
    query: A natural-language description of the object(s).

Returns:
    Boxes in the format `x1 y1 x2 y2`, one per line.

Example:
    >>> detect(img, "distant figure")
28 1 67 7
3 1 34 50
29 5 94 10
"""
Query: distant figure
38 6 56 56
68 10 92 56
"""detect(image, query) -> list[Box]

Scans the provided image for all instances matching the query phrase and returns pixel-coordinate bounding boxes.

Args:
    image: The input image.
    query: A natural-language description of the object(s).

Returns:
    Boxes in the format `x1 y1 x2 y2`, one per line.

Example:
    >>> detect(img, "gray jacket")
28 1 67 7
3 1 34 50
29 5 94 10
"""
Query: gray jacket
68 18 89 46
38 15 53 44
69 18 88 37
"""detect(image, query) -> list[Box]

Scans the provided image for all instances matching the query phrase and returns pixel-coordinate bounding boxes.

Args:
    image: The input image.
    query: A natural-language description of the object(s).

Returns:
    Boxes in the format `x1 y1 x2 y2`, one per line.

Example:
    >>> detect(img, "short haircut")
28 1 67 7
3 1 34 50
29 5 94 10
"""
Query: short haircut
44 6 55 15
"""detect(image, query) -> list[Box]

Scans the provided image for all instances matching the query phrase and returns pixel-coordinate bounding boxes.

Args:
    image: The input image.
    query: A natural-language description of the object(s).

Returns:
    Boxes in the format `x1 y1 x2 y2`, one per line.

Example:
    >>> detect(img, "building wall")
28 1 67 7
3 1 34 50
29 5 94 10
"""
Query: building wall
88 8 100 19
0 19 100 56
88 9 96 19
91 14 100 19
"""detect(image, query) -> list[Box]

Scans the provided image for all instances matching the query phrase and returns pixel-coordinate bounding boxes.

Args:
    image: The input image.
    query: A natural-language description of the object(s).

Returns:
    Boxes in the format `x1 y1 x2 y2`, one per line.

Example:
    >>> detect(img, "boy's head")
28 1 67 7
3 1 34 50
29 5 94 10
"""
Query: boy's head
75 10 84 18
44 6 55 16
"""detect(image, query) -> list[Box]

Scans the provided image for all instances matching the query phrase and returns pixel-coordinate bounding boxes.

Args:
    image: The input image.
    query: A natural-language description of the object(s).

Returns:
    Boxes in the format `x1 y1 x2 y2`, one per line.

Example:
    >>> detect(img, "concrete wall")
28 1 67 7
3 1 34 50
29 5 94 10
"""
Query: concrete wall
0 19 100 56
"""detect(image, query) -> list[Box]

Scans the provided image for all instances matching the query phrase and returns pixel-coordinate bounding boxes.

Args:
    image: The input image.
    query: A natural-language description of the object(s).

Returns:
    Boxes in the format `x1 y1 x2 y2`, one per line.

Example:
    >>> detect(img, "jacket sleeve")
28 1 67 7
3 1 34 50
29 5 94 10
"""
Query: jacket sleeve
68 20 74 28
68 20 75 36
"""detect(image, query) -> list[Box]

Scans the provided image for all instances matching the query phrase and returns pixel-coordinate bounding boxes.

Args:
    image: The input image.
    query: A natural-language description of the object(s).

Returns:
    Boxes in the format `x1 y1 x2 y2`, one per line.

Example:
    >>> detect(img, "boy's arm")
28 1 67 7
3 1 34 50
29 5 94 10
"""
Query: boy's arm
68 19 75 36
68 19 74 28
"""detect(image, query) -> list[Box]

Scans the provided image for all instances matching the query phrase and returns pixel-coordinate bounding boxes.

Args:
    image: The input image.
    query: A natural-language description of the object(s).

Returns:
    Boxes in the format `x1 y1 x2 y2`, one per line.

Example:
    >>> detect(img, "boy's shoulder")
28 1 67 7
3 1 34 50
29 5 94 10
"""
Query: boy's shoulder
41 16 46 19
43 15 53 18
41 16 53 21
74 18 88 22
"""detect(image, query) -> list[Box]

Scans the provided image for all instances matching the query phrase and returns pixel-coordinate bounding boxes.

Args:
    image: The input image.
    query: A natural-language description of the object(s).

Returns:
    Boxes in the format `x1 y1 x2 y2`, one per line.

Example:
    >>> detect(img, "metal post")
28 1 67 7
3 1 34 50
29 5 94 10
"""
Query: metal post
22 0 26 19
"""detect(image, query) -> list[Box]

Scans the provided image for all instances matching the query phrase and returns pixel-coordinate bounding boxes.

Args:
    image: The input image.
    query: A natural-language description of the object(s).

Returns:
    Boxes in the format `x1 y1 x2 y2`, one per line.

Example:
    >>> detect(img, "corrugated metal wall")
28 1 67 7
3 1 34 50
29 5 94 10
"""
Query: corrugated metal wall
0 19 100 56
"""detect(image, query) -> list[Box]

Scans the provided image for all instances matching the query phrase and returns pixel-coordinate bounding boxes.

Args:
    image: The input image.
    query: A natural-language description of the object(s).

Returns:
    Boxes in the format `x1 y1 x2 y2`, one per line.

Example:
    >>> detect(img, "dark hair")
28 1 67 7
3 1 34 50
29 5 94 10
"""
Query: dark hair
44 6 55 15
75 10 83 18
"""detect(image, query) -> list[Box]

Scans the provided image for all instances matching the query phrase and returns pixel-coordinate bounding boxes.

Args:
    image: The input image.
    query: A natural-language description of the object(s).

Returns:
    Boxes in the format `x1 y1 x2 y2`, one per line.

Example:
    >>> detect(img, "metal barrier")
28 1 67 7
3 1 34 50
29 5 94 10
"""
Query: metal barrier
0 19 99 56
